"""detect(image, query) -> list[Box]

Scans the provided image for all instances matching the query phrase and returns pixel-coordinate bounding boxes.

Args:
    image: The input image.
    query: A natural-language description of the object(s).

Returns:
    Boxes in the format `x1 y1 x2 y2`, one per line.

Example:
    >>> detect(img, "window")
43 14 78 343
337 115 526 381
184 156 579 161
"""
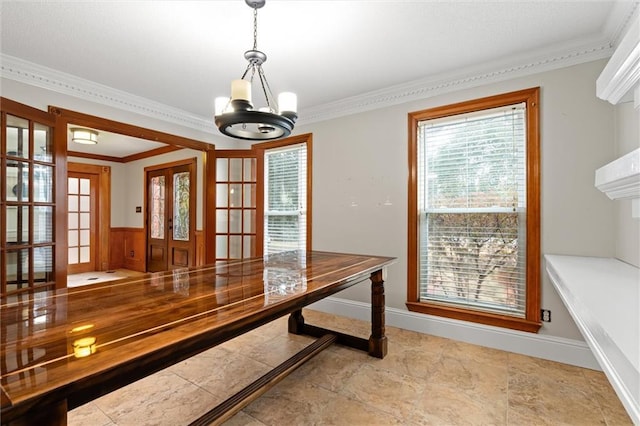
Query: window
407 88 540 332
264 143 308 254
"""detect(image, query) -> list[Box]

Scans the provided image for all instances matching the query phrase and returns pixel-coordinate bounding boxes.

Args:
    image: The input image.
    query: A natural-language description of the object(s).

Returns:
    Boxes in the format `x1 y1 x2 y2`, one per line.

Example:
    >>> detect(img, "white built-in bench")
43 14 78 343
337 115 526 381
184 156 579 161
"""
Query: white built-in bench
545 255 639 424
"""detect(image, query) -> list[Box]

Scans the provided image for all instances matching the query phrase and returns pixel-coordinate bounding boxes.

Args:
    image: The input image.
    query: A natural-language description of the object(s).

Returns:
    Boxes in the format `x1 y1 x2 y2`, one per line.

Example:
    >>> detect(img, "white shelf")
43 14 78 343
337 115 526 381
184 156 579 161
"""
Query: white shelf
595 148 640 200
545 255 639 424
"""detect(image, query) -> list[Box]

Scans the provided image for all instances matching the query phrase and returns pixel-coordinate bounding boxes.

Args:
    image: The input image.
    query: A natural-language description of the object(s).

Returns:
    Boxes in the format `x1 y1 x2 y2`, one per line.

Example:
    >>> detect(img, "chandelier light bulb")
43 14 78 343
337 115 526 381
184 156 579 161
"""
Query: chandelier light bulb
231 79 251 102
278 92 297 114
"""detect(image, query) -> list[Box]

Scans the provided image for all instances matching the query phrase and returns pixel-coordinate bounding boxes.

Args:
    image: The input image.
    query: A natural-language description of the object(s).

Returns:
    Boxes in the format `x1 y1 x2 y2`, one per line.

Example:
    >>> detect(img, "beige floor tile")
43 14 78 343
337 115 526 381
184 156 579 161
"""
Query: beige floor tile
223 411 267 426
339 363 425 419
241 334 316 367
508 371 606 425
412 381 507 425
289 344 365 393
66 310 633 426
242 376 338 424
445 339 509 368
67 401 114 426
91 370 217 426
169 346 272 400
364 343 442 379
582 369 634 425
428 354 509 404
316 394 406 425
385 326 450 354
508 352 593 390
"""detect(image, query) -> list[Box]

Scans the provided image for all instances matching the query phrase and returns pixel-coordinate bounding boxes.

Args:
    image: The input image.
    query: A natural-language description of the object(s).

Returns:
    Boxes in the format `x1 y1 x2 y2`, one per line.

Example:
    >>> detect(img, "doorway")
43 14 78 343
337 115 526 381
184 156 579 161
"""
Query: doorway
214 150 258 261
66 162 110 275
146 158 196 272
67 172 97 274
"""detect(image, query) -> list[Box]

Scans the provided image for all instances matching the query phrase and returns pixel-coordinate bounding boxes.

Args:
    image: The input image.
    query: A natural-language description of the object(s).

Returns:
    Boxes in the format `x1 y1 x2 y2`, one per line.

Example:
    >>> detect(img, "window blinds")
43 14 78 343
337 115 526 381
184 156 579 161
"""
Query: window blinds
418 103 527 316
264 143 307 255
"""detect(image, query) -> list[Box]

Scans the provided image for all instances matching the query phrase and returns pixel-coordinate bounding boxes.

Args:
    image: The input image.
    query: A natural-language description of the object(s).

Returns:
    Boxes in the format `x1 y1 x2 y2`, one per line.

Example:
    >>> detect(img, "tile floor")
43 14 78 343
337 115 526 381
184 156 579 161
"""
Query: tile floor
67 270 146 288
68 310 632 426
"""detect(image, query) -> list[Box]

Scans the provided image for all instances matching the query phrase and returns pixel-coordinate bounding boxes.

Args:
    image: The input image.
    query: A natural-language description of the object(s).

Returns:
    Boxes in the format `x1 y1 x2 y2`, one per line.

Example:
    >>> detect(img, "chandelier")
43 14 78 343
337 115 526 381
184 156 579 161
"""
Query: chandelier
214 0 297 141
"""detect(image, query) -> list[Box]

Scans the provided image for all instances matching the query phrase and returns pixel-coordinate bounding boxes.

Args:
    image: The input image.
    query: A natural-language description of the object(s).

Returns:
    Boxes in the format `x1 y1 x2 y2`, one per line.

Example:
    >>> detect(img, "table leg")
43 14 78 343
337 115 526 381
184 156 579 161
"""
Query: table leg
368 269 387 358
7 399 67 425
288 309 305 334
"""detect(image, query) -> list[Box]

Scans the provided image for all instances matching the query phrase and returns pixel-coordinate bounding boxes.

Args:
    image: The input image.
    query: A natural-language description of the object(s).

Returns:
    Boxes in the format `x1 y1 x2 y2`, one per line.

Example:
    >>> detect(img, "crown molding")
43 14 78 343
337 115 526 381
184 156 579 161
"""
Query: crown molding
597 7 640 106
300 38 614 125
0 37 618 131
0 54 218 133
603 1 639 48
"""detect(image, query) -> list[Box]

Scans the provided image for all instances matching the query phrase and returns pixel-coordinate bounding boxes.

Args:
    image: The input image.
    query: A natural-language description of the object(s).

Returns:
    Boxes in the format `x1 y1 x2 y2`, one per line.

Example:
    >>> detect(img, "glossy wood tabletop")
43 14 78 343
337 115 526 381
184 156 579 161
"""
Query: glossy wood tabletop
0 250 394 420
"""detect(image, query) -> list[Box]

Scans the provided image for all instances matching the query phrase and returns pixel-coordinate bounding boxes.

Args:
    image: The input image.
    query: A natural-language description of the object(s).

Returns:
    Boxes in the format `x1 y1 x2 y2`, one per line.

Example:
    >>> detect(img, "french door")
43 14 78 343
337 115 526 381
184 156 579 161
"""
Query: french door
1 98 59 296
214 150 258 261
146 159 196 272
66 171 97 274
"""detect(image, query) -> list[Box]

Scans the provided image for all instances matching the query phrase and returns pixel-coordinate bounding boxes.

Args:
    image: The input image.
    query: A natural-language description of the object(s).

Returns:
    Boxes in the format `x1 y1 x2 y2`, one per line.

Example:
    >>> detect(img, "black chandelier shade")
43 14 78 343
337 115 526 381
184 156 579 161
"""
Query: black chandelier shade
215 100 297 140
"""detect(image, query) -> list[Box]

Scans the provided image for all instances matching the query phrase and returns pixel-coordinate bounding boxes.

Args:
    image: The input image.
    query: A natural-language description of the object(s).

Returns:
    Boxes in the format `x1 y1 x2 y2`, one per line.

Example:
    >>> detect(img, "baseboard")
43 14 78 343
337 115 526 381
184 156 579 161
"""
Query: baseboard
308 296 601 370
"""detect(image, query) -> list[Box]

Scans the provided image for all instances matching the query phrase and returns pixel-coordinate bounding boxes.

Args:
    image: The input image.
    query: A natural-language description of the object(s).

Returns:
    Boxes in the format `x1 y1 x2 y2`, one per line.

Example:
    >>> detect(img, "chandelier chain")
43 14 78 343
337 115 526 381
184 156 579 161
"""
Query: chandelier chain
253 7 258 50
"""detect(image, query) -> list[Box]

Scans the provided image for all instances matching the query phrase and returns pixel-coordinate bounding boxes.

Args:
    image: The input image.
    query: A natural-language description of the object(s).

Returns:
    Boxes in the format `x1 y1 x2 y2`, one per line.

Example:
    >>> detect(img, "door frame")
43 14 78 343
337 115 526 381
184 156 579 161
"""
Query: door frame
144 157 197 271
49 107 214 278
67 162 111 272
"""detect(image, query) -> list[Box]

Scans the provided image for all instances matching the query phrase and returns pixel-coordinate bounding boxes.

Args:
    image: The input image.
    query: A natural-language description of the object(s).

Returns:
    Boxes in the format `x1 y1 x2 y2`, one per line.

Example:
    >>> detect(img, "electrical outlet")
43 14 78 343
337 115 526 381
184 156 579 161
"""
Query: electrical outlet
130 250 134 257
541 309 551 322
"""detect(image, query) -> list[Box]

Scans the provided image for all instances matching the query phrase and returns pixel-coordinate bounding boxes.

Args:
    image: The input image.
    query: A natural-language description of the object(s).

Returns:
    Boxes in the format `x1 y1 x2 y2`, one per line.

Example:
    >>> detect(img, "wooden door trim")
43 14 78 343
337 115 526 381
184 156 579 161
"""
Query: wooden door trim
49 106 215 267
49 107 214 152
68 163 111 271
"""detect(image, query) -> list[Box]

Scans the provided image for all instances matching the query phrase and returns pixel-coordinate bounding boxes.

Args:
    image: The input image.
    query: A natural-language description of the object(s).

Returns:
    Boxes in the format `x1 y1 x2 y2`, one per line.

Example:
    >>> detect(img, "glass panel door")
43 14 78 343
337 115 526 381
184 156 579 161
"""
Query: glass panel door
67 173 96 274
150 174 166 240
146 160 195 272
2 108 56 296
215 152 257 261
173 171 190 241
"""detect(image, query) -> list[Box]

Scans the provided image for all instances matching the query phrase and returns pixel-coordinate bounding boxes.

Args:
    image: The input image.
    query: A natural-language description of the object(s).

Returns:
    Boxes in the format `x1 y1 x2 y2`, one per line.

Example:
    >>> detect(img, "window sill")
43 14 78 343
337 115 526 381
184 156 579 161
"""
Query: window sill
406 301 541 333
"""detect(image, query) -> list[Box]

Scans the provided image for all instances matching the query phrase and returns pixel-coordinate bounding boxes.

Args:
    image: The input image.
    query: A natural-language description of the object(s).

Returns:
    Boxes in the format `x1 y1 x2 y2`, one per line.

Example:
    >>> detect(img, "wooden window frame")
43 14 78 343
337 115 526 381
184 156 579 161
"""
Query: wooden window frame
407 88 541 333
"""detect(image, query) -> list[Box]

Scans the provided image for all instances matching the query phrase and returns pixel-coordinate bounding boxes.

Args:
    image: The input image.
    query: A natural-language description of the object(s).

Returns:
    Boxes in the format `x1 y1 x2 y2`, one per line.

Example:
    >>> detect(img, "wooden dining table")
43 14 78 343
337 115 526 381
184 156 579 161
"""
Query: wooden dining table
0 250 395 425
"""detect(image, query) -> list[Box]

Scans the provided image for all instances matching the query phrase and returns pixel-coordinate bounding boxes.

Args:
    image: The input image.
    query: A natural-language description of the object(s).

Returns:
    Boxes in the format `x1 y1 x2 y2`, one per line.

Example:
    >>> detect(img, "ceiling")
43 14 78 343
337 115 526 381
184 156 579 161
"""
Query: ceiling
1 1 638 157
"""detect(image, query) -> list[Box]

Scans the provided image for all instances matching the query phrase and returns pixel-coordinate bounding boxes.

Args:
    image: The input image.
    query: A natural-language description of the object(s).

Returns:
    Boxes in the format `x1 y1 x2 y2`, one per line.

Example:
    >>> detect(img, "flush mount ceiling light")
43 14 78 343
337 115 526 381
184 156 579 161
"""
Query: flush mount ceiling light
214 0 297 141
71 128 99 145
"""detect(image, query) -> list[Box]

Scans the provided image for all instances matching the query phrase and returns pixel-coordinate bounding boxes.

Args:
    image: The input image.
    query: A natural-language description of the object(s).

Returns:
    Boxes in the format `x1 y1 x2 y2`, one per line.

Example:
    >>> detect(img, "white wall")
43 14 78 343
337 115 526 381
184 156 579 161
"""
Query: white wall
69 150 205 229
296 59 616 341
612 102 640 267
1 60 620 343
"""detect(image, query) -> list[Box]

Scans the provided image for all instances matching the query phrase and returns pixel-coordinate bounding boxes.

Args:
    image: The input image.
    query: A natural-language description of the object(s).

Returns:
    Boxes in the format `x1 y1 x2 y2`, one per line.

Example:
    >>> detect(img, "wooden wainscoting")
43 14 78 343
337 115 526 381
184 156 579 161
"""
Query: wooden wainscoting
110 228 146 272
111 228 204 271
